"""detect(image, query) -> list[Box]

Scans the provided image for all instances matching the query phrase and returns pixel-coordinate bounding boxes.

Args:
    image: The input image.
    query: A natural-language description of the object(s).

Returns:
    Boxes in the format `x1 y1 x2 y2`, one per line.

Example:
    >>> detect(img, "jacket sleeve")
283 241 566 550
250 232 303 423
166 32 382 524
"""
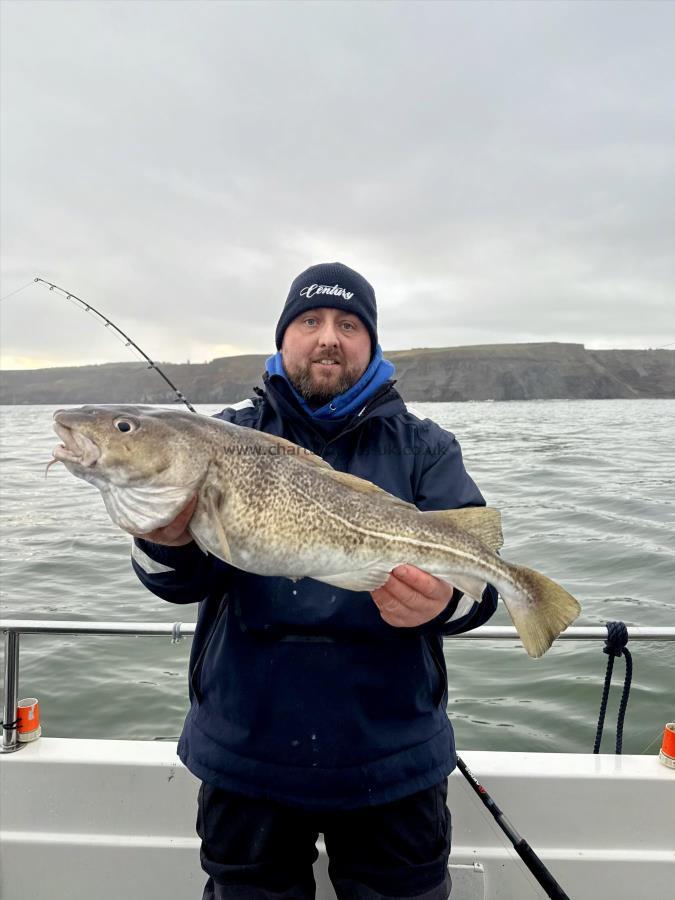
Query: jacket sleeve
413 421 499 635
131 538 220 605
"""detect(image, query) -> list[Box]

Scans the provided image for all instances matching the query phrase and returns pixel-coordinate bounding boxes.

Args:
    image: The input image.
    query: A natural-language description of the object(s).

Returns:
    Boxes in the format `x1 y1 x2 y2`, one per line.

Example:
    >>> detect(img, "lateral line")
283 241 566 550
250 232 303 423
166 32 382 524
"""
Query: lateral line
293 483 507 586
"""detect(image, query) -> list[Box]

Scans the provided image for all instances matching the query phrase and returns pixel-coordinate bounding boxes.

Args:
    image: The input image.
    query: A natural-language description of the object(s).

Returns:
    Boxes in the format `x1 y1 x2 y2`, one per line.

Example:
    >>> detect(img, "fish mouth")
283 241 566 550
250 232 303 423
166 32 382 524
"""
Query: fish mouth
51 422 100 468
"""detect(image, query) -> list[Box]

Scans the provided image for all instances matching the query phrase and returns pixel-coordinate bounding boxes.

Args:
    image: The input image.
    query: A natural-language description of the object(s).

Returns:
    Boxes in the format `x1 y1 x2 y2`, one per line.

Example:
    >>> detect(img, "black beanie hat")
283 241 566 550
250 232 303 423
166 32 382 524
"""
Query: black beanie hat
275 262 378 350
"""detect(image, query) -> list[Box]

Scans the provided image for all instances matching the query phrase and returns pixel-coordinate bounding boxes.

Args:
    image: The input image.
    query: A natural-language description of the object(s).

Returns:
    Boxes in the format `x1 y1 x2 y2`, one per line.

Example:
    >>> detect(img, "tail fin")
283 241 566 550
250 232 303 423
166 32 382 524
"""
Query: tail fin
502 565 581 658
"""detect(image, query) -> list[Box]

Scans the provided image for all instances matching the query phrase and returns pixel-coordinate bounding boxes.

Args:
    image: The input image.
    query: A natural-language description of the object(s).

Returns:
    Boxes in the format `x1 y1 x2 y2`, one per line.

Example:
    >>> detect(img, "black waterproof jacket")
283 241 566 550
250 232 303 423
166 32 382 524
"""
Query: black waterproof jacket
132 375 498 809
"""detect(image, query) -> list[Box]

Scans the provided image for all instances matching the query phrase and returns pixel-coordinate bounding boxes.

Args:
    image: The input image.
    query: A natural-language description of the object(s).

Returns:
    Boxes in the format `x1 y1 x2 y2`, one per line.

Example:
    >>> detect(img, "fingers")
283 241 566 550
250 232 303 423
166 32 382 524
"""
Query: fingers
132 494 198 545
371 565 455 628
387 565 454 607
371 584 413 627
166 495 198 535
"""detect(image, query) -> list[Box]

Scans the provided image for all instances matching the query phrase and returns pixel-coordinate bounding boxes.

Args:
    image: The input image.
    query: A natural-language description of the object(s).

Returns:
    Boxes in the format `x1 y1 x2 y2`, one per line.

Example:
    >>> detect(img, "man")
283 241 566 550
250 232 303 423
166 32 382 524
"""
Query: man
132 262 498 900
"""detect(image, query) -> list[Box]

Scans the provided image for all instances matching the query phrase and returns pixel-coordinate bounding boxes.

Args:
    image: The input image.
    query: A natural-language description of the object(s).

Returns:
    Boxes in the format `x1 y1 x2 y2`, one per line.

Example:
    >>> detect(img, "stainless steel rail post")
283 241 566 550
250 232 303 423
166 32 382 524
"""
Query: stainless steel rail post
1 630 21 754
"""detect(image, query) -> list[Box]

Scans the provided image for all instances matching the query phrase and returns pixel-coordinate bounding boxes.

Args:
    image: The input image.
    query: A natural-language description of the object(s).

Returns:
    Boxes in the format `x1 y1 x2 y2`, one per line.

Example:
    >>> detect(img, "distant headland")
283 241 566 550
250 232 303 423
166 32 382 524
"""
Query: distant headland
1 343 674 404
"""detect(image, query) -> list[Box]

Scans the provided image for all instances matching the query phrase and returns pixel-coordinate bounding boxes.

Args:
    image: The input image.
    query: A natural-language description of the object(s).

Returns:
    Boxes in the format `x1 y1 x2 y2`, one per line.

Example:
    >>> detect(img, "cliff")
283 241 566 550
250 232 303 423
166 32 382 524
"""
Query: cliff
1 343 674 404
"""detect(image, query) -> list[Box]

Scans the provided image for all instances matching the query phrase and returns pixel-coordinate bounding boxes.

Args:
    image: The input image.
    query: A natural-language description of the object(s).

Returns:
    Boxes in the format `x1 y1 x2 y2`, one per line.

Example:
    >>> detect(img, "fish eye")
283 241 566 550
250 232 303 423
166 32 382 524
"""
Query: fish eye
113 418 137 433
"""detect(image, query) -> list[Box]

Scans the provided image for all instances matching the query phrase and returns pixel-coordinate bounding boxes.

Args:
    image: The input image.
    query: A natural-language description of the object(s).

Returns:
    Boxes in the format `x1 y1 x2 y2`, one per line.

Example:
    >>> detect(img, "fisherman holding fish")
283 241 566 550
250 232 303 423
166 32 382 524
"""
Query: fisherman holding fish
52 263 580 899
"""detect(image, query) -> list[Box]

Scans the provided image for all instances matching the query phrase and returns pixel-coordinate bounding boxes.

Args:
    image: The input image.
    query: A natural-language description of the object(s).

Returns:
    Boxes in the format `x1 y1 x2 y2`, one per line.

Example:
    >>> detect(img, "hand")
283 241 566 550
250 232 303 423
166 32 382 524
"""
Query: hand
371 565 455 628
132 495 198 546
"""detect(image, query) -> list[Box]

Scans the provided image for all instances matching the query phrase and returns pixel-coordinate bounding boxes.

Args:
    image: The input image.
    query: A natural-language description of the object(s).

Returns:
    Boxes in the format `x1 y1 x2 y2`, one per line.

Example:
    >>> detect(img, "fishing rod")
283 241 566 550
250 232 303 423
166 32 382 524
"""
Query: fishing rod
31 277 197 413
456 756 571 900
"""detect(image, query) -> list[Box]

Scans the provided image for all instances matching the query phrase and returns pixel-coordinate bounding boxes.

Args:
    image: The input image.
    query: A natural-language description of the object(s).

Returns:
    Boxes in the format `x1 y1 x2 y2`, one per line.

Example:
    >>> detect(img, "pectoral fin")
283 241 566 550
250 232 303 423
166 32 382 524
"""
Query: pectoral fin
204 486 232 563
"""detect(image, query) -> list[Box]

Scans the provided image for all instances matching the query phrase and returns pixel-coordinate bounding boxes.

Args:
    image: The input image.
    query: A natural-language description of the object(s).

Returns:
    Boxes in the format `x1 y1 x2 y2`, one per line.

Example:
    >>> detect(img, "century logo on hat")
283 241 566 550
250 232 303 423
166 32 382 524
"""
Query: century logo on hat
299 284 355 301
275 262 378 351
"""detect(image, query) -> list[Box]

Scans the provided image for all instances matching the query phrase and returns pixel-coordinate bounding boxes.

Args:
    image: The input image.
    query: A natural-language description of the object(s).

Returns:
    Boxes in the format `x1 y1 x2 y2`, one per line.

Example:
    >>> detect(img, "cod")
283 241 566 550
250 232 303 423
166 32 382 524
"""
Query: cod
51 405 581 657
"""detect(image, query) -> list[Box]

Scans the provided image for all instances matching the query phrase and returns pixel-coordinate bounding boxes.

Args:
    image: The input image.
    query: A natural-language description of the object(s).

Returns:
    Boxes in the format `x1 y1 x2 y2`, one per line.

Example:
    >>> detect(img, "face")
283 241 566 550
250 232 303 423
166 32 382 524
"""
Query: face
281 307 372 407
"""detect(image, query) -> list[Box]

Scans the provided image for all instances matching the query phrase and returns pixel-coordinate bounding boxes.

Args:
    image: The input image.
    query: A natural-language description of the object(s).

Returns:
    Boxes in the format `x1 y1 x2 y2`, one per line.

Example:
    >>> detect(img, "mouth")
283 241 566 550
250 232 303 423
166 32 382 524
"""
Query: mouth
51 422 100 468
312 358 342 369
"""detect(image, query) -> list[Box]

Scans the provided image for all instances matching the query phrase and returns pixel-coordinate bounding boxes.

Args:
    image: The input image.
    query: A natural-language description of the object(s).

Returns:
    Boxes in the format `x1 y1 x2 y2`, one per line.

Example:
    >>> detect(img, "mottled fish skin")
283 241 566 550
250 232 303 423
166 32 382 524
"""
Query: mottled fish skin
51 405 581 657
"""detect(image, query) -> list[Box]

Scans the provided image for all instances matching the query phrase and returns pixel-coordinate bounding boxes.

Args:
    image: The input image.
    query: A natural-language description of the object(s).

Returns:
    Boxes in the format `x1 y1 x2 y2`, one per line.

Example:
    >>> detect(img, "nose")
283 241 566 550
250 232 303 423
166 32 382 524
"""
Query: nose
316 319 340 347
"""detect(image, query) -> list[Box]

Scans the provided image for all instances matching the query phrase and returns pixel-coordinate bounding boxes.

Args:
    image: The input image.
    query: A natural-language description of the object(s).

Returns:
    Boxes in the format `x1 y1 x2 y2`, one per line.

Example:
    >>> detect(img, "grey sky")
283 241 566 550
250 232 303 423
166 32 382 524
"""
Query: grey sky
1 0 673 369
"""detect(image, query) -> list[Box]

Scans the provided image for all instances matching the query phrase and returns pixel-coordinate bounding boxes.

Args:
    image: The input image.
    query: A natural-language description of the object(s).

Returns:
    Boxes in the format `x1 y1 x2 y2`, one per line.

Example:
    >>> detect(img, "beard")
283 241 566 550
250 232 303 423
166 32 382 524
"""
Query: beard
285 356 364 408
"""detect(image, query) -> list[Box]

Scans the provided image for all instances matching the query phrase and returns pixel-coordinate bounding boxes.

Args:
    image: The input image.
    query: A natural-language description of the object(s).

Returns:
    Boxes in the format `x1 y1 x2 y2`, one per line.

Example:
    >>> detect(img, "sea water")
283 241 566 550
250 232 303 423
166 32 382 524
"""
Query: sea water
1 400 673 754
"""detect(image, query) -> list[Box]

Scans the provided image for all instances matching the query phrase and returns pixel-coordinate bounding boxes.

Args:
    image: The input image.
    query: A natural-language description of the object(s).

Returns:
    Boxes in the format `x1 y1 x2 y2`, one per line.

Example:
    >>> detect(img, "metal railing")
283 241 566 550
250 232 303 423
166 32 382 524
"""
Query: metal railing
2 619 674 754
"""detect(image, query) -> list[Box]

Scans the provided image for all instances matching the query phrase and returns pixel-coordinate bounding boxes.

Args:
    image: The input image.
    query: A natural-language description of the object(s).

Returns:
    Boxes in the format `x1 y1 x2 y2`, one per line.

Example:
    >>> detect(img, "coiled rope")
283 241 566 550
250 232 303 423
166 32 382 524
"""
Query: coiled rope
593 620 633 754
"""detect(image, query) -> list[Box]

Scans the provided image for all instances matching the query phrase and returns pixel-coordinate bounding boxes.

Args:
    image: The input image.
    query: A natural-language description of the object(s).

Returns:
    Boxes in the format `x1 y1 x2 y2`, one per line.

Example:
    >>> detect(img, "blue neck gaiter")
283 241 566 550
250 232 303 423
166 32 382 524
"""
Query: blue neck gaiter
265 345 395 420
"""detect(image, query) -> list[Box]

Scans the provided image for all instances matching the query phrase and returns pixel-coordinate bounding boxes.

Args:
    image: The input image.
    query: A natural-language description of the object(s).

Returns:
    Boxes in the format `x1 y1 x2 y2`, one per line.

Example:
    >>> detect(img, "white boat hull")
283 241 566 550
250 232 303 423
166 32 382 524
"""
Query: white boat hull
1 738 673 899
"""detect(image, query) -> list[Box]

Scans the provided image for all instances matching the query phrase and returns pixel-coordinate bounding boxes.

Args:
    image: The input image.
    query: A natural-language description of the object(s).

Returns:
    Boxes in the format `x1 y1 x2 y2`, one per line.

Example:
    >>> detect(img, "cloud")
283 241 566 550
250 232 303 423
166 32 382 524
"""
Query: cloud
1 0 673 368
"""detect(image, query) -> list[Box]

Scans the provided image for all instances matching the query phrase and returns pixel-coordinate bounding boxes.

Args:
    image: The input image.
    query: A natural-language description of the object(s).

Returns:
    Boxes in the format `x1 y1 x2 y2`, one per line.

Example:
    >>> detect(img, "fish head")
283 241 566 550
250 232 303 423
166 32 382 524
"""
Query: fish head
51 405 211 532
52 405 193 482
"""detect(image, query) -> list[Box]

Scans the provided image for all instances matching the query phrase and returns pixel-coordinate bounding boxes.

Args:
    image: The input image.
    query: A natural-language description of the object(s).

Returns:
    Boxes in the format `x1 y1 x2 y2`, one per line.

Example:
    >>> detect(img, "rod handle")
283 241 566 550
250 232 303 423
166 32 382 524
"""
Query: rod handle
514 840 570 900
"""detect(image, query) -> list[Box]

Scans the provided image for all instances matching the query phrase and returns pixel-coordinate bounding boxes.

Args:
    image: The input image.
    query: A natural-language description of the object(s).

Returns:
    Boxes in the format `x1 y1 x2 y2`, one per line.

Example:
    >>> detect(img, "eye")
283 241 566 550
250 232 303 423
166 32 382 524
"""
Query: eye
341 321 356 331
304 317 318 327
114 418 137 433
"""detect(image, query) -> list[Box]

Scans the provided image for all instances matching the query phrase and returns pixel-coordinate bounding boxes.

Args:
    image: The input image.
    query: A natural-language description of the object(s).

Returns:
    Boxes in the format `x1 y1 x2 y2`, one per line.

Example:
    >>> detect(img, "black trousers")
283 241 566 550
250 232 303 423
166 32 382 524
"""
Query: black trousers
197 780 452 900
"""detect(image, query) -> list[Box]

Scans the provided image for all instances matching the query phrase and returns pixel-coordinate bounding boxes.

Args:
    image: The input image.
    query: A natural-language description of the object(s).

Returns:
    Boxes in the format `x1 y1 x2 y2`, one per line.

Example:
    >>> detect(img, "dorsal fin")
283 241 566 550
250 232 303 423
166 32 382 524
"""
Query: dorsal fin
320 468 418 512
423 506 503 552
246 430 333 467
247 429 418 512
250 430 417 512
